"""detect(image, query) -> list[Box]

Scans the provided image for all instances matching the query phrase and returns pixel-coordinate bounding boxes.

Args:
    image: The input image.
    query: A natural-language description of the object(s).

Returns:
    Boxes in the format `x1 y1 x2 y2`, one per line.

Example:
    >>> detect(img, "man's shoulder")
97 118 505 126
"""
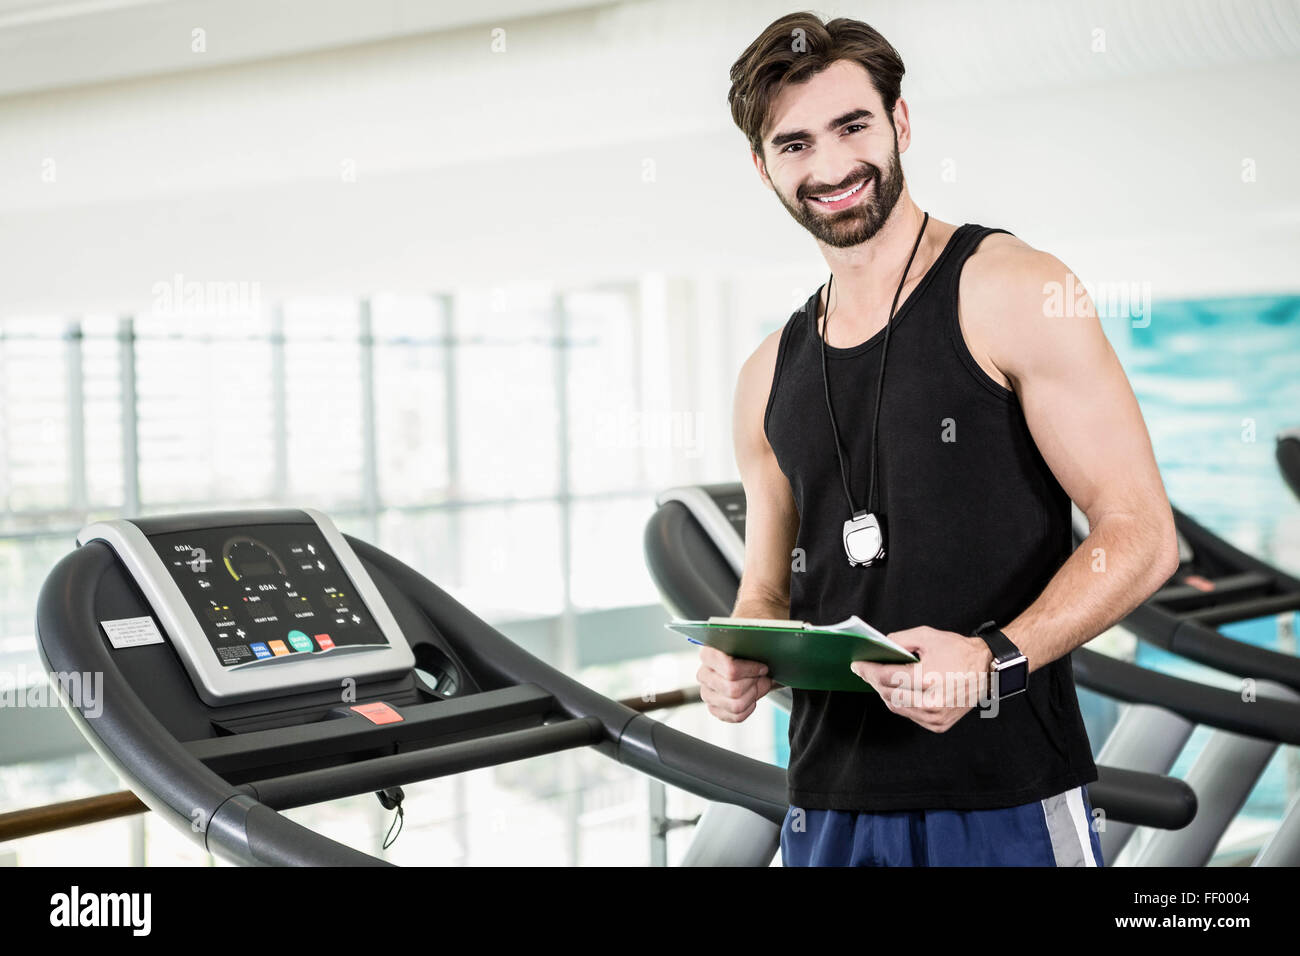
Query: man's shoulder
741 324 786 381
963 231 1068 296
959 231 1080 329
956 230 1101 382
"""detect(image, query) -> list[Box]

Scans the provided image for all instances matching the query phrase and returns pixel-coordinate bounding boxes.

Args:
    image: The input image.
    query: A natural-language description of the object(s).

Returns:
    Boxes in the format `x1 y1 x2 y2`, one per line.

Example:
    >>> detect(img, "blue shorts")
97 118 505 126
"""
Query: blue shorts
780 785 1105 866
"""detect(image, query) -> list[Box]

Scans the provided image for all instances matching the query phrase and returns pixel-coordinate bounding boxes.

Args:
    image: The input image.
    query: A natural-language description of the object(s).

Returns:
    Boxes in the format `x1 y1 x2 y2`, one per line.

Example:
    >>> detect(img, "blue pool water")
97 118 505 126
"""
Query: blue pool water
773 295 1300 822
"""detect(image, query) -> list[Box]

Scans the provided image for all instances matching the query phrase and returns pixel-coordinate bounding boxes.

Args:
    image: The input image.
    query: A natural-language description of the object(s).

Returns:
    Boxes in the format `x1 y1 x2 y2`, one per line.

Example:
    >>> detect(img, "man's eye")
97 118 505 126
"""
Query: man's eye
783 125 865 153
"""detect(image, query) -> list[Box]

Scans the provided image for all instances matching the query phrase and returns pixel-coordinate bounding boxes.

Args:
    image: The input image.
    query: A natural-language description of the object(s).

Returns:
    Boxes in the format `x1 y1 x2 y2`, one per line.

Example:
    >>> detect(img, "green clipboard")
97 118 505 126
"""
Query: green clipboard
668 616 917 693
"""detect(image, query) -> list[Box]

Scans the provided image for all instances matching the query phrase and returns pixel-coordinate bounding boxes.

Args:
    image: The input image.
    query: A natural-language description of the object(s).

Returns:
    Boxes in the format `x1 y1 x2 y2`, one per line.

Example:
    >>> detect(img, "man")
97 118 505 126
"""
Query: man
698 12 1179 866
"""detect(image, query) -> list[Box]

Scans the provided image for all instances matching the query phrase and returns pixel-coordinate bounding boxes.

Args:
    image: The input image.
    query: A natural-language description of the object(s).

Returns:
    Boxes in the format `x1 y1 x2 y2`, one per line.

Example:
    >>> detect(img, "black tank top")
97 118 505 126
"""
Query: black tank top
764 222 1098 812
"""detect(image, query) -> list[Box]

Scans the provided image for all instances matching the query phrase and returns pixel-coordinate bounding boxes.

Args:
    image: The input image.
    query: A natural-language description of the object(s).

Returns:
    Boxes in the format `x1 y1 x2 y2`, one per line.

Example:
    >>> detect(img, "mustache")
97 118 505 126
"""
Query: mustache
802 168 877 200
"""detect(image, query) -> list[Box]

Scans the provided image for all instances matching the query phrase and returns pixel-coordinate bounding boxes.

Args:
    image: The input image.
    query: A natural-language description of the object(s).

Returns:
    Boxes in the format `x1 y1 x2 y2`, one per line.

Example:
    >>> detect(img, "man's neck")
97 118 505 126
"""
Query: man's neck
816 198 933 324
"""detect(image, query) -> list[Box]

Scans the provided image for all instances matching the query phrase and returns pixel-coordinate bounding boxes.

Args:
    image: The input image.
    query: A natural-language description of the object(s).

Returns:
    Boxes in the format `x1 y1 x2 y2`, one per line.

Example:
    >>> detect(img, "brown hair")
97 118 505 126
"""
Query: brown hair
727 12 906 160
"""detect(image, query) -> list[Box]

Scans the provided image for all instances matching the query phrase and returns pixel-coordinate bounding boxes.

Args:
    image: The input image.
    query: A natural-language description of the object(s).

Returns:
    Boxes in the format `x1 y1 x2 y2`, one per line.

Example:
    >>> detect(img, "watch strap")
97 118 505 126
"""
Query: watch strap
972 620 1021 663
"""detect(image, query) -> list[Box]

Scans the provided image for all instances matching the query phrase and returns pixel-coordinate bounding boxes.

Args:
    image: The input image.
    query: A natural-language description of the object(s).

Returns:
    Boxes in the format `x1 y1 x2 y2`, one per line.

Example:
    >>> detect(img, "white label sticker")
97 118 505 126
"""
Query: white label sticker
101 616 166 649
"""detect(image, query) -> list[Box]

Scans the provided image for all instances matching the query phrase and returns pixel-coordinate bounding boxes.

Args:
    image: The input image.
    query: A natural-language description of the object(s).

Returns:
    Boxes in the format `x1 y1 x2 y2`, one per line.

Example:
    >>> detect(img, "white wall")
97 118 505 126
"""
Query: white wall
1 0 1298 316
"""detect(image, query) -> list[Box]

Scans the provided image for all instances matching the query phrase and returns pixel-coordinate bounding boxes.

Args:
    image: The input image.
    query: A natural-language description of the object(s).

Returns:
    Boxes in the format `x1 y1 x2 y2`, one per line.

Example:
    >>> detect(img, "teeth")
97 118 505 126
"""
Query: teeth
815 181 865 203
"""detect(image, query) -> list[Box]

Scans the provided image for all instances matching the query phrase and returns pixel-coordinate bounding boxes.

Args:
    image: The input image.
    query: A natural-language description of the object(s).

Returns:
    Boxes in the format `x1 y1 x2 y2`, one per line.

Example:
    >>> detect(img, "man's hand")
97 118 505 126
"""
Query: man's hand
851 626 994 733
697 645 776 723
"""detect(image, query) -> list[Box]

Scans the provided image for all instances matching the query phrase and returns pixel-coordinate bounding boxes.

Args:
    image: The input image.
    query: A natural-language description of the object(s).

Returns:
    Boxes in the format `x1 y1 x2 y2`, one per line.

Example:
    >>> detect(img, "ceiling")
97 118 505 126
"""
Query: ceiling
2 0 1299 103
0 0 618 98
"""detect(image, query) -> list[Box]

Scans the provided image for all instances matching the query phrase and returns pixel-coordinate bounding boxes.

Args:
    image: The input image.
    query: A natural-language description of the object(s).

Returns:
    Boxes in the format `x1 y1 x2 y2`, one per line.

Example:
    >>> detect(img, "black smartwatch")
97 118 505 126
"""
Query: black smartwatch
972 620 1028 701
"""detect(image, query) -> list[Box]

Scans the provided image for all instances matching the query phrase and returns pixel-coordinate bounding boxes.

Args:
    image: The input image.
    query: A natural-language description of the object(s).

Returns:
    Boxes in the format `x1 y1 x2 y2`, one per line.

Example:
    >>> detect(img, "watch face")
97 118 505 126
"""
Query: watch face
994 658 1028 697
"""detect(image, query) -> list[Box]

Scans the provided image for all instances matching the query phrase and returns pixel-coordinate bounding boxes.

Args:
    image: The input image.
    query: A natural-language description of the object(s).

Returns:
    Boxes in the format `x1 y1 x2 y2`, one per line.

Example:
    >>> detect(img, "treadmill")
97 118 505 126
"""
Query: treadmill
35 507 795 866
646 484 1300 866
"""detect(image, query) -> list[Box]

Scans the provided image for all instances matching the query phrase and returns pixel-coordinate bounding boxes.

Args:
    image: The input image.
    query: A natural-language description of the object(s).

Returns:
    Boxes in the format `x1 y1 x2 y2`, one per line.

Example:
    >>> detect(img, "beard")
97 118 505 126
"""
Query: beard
772 136 905 249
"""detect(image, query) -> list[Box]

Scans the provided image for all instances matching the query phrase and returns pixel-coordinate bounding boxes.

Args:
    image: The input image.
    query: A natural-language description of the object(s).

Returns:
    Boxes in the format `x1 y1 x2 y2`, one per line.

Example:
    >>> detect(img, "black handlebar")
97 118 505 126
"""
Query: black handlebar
1088 765 1197 831
1072 647 1300 743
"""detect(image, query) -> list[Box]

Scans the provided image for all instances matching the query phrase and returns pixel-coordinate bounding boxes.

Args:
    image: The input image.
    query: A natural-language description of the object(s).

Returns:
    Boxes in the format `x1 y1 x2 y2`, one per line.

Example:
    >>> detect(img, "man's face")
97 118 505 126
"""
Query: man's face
756 59 907 249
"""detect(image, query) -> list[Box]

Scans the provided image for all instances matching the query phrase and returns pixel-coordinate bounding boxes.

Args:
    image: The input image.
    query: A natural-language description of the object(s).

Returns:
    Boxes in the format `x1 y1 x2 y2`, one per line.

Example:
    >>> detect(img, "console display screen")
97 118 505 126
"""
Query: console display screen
148 524 390 668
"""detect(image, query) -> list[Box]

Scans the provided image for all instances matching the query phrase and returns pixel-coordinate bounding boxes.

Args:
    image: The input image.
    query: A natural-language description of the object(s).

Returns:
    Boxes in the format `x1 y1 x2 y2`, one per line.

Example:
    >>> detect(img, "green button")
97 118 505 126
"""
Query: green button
287 630 314 653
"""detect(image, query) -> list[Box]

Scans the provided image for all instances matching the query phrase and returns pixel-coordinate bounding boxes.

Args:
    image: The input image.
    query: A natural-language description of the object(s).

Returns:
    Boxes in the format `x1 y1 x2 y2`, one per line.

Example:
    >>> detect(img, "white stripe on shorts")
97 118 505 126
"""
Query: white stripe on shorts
1039 785 1099 867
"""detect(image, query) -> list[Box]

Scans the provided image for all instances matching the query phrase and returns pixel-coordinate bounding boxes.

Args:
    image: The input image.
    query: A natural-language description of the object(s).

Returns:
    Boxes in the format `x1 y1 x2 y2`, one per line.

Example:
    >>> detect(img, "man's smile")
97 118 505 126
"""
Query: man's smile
807 175 872 211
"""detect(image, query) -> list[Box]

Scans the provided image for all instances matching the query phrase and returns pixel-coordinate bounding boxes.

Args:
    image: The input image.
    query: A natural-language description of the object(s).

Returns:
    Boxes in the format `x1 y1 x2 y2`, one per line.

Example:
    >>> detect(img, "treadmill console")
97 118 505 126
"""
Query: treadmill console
78 508 414 706
150 523 388 668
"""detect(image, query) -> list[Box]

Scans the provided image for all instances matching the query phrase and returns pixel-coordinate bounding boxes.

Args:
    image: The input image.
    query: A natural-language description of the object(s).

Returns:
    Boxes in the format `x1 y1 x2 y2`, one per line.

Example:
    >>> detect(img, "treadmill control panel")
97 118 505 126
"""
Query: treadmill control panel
149 524 390 669
79 508 415 705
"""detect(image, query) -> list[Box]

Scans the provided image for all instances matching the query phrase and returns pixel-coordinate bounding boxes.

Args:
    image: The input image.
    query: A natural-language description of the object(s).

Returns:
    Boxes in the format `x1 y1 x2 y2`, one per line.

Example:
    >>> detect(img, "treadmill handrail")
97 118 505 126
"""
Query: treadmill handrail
1072 646 1300 744
1089 765 1196 831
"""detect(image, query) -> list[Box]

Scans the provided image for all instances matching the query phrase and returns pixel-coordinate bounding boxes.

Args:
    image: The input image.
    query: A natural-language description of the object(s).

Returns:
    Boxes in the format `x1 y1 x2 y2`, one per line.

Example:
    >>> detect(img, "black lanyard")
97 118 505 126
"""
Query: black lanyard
819 210 929 520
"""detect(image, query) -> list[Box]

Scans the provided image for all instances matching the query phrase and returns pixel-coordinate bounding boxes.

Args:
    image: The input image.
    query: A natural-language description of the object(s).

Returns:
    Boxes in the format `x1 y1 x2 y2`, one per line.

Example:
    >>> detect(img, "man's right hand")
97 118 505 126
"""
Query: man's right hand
697 645 775 723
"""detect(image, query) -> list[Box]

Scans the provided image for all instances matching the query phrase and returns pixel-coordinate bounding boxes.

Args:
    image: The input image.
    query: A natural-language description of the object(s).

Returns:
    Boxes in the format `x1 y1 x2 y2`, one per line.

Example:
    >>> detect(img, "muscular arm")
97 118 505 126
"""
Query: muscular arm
730 329 800 620
968 239 1181 672
695 329 797 723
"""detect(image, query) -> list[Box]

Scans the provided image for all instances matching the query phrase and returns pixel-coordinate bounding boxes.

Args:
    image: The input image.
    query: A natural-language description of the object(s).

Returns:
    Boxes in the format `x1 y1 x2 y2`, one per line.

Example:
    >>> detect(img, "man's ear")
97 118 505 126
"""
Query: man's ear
751 149 773 190
893 97 912 153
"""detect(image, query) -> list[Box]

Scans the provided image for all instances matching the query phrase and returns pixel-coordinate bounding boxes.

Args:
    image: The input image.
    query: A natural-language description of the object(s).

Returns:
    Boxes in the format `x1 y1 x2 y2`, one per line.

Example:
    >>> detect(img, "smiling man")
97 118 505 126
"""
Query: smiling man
695 12 1180 866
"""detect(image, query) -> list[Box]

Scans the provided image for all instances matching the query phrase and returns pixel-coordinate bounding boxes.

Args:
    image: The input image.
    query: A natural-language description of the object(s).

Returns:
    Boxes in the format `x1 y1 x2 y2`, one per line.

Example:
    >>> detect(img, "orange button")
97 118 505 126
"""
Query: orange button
268 640 290 657
350 702 403 725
